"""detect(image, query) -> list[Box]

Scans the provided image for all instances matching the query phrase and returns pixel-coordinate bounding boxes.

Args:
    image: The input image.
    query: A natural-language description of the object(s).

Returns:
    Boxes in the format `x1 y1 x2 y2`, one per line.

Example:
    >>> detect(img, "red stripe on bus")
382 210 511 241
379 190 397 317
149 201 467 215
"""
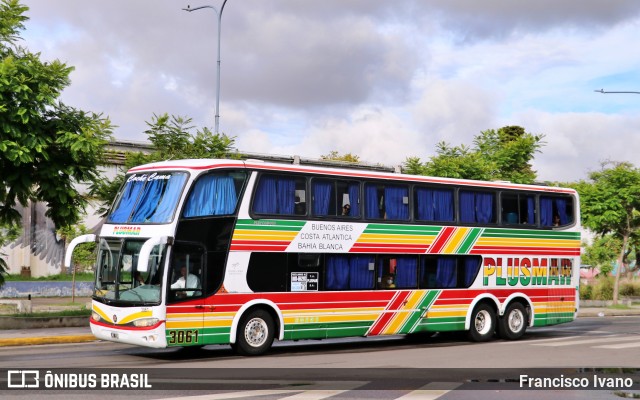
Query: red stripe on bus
368 291 412 336
428 227 456 253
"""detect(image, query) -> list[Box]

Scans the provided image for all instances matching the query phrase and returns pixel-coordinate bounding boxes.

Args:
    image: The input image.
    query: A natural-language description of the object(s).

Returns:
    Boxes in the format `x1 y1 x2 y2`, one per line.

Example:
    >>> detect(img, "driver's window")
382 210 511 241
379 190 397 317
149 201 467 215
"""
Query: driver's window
169 243 204 300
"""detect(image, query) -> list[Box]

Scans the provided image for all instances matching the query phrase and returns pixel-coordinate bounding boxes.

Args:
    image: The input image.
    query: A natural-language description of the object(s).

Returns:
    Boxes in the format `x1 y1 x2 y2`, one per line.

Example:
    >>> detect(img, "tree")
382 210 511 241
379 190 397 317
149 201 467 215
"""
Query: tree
573 161 640 304
321 151 361 163
404 126 545 183
581 234 620 277
91 113 236 215
0 0 112 229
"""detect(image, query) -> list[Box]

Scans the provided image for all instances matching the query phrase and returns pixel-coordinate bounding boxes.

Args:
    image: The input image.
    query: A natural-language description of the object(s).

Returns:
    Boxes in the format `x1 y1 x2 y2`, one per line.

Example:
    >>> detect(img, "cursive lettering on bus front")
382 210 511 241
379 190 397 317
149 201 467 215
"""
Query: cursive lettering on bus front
127 173 172 183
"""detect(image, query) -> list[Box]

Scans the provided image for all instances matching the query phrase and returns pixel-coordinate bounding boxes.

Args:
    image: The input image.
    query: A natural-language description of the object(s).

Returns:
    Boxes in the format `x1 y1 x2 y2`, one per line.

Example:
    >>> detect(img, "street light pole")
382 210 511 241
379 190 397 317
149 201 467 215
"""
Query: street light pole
183 1 229 134
595 89 640 94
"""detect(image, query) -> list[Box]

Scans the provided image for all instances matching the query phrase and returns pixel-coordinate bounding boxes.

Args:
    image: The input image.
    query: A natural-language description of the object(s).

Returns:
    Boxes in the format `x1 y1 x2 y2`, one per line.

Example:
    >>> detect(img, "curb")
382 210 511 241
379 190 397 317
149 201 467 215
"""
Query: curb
0 335 96 347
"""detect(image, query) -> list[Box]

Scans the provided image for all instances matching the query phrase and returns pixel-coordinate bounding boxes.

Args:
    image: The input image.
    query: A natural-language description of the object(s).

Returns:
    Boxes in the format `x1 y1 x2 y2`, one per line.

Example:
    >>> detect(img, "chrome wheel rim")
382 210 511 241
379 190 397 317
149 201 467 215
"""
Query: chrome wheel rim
475 310 492 335
508 309 524 333
244 318 268 348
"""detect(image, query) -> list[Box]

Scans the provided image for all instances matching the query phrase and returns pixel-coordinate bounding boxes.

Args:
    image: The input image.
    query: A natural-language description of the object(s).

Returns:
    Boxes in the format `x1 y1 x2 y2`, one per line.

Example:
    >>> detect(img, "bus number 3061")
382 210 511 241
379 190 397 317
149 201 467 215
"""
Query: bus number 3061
168 330 199 345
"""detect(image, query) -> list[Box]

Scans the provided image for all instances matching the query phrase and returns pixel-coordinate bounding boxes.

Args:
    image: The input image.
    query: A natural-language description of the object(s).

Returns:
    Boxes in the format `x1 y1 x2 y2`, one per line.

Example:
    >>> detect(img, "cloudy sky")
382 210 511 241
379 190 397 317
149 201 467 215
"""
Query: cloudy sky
20 0 640 182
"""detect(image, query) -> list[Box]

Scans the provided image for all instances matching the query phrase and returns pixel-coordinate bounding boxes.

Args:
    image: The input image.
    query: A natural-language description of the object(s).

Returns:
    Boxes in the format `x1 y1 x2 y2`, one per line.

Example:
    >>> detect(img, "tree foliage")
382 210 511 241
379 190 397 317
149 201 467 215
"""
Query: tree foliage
0 0 112 229
320 150 361 163
91 113 236 215
404 126 544 183
573 161 640 303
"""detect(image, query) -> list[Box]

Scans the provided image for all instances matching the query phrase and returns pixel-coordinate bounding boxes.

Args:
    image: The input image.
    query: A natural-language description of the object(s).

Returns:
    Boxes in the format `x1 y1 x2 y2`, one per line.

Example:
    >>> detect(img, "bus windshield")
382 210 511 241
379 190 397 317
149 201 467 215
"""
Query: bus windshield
107 171 188 224
94 238 165 305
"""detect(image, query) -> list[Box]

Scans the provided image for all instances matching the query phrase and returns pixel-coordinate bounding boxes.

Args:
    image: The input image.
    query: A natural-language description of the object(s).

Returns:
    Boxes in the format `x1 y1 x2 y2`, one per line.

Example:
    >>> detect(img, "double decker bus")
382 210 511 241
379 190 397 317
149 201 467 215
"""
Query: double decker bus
65 158 580 355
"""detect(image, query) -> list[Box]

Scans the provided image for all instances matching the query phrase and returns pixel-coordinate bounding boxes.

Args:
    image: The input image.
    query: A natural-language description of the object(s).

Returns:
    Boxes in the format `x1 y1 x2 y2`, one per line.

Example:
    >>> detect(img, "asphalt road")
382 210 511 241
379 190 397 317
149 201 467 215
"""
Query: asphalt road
1 316 639 399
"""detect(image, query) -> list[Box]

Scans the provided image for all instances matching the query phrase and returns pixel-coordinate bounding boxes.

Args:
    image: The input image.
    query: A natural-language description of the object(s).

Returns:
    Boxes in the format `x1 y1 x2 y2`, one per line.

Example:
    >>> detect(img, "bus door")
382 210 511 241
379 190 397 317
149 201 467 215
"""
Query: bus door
166 242 206 347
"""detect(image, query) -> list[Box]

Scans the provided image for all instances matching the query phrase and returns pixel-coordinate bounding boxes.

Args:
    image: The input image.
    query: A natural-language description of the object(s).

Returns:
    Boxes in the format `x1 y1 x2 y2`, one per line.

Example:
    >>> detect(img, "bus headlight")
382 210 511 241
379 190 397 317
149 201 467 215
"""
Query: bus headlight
91 311 103 323
132 318 159 327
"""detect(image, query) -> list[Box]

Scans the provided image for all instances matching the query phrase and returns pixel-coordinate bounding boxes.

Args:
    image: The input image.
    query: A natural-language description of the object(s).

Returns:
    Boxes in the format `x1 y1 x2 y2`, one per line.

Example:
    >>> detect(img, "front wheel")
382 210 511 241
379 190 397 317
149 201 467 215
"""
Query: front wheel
497 302 527 340
467 303 496 342
234 309 275 356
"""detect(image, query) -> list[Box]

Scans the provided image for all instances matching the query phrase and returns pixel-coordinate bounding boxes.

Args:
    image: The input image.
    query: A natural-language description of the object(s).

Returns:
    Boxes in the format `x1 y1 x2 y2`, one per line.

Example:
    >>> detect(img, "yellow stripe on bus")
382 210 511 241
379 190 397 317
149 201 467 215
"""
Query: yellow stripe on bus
382 291 426 334
442 228 471 253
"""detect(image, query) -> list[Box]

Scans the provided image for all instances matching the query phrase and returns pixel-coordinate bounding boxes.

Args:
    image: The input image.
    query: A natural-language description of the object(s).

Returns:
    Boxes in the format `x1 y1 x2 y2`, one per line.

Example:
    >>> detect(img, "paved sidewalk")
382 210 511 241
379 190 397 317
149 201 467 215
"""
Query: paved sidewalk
1 306 639 348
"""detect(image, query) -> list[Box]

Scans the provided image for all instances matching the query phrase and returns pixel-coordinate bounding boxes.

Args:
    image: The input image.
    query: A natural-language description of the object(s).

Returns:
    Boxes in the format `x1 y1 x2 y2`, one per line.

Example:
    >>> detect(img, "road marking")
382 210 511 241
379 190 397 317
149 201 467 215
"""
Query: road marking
594 341 640 349
531 335 638 347
395 382 462 400
152 380 369 400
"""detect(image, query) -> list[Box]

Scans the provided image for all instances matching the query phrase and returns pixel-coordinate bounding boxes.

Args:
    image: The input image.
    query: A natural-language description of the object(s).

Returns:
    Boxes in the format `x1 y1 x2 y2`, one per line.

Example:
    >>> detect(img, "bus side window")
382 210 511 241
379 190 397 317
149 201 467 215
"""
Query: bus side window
253 174 307 216
540 195 574 227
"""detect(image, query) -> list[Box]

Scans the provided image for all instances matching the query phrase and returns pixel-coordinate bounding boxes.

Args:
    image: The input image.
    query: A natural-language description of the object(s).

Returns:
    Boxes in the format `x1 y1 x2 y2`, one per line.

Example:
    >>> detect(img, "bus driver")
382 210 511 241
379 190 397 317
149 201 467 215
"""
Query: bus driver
171 263 200 296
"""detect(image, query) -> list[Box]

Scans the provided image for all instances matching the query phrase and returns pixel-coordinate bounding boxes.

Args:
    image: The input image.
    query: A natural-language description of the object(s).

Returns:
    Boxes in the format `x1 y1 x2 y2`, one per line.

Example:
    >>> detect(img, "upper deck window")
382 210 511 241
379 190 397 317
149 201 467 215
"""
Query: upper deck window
459 190 496 224
312 179 360 218
182 171 247 218
253 174 307 216
108 172 188 224
540 195 574 227
414 186 454 222
365 183 409 221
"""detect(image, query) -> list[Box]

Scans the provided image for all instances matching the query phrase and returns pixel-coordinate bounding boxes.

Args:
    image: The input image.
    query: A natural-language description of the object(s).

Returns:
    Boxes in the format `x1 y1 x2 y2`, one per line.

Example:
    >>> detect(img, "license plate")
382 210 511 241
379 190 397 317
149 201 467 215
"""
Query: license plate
111 332 119 339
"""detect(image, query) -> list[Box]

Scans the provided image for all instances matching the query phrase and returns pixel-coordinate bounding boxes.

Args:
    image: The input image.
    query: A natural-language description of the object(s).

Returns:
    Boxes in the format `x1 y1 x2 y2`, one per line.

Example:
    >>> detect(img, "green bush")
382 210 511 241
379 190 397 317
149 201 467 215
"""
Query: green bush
591 276 614 300
619 280 640 297
579 284 593 300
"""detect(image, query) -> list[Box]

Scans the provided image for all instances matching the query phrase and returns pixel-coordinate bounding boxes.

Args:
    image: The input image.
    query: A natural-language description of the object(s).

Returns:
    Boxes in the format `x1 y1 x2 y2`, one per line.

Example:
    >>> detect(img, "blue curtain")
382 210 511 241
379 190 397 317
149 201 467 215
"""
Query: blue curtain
527 196 535 224
254 176 278 213
416 188 434 221
460 191 476 223
313 181 332 216
556 198 568 225
476 192 494 223
395 257 417 288
326 256 349 290
348 183 360 217
435 257 457 288
349 256 374 289
108 179 145 223
276 178 295 215
540 197 553 226
463 257 480 286
184 175 237 217
147 174 187 222
365 185 380 219
384 186 409 220
434 189 454 221
130 179 166 223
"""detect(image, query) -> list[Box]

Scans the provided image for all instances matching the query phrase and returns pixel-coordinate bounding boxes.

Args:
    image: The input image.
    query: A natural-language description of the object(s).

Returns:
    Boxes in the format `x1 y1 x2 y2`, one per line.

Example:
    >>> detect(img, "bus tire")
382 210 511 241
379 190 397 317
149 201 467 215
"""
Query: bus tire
235 309 275 356
467 303 496 342
497 302 527 340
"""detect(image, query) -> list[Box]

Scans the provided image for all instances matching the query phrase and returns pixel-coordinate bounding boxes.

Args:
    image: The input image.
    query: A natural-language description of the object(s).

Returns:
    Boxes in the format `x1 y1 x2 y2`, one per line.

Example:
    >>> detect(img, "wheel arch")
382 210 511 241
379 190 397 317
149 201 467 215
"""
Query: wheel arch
229 299 284 344
464 294 500 331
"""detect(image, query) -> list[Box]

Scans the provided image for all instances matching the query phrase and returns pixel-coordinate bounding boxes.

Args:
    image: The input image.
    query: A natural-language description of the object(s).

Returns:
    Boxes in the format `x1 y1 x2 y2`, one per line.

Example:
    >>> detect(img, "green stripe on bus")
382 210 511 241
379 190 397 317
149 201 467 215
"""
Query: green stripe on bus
365 224 442 233
482 229 580 239
236 219 307 227
400 290 440 334
457 228 483 254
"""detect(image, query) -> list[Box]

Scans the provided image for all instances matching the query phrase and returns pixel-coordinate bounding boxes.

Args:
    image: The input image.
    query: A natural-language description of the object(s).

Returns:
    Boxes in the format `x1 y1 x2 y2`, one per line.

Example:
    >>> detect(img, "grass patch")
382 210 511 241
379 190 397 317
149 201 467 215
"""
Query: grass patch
608 304 632 310
4 273 94 282
4 309 91 318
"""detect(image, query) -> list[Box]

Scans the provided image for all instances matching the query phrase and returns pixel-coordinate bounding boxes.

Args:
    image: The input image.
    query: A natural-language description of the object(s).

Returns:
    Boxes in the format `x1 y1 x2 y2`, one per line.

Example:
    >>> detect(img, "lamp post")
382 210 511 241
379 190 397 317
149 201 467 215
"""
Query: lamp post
595 89 640 94
183 1 229 134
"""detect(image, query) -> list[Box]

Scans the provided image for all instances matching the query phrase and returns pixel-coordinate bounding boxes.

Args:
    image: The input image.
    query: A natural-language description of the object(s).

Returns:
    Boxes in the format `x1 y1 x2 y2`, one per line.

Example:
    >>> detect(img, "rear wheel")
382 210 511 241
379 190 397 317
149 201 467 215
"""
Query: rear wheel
497 302 527 340
234 309 275 356
467 303 496 342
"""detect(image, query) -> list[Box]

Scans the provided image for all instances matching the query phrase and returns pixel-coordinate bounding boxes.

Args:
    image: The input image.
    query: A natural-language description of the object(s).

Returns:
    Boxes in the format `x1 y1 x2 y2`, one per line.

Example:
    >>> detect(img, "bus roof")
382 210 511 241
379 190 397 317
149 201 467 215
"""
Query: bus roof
127 158 576 194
